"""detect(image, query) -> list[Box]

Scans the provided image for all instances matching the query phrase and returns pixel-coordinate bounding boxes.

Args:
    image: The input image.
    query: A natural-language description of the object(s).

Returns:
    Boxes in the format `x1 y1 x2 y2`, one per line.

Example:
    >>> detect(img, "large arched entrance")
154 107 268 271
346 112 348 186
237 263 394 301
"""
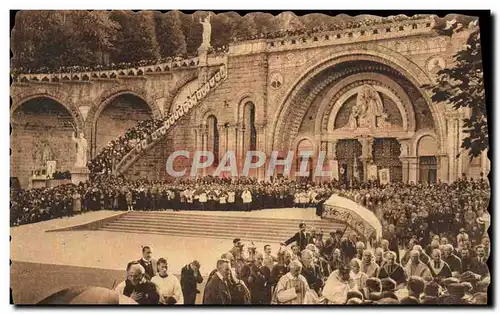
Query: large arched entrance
93 94 153 156
271 53 442 183
11 97 77 188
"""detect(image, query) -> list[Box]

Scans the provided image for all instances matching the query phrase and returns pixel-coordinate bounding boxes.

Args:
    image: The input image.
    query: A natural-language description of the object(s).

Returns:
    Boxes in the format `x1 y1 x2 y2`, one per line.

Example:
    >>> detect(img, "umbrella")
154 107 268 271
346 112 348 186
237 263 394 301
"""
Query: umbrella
37 286 137 305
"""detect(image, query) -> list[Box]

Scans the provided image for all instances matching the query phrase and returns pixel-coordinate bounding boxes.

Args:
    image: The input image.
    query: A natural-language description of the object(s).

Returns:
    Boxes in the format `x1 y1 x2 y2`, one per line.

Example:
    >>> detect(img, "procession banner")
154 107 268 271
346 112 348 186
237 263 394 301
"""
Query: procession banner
378 168 390 185
367 164 378 181
46 160 57 178
322 194 383 241
329 160 339 181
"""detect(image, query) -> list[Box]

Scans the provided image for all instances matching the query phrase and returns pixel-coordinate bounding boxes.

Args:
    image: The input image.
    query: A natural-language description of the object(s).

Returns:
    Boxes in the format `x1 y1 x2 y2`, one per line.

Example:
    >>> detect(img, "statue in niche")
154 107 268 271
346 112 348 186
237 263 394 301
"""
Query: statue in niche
347 85 391 129
33 140 54 171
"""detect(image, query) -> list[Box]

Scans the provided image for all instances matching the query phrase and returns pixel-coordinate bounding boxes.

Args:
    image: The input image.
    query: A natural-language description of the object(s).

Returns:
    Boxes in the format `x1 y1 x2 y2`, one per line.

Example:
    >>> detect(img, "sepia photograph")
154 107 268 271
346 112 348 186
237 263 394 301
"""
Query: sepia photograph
9 8 491 306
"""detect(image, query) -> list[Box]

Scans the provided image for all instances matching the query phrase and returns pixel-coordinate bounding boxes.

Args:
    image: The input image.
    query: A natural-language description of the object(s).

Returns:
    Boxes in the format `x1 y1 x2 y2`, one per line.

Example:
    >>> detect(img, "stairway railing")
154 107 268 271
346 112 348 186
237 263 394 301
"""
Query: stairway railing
114 64 228 175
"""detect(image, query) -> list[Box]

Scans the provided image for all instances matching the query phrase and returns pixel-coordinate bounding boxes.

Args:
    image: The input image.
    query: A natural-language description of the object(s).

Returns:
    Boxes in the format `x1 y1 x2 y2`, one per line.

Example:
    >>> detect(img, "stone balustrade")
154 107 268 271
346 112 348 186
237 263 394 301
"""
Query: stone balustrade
229 17 436 56
14 53 227 84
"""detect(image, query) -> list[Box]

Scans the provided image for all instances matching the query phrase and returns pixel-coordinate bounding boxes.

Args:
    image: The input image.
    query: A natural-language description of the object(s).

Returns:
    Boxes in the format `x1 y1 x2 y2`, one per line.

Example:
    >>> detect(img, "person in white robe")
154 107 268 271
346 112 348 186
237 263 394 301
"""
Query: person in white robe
349 258 368 290
322 264 352 304
151 258 184 305
360 250 380 278
271 260 309 304
404 250 433 282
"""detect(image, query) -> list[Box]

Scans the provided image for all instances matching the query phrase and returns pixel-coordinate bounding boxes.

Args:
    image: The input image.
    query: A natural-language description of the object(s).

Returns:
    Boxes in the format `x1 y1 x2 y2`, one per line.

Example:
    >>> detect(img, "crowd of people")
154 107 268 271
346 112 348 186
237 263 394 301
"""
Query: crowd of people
11 174 490 251
11 53 201 79
231 14 429 42
88 119 164 180
111 219 490 305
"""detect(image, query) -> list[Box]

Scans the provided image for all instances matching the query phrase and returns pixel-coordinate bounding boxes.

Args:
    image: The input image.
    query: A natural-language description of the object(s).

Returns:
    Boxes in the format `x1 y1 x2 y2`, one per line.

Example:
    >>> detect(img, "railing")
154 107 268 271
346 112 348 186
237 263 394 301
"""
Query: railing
114 63 228 174
265 17 435 52
14 56 201 83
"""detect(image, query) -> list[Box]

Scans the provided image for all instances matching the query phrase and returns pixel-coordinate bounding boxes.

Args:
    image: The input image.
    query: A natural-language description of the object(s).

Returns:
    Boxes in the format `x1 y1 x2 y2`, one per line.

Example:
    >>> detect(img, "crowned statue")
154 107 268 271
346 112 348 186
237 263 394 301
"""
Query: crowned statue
72 132 88 169
199 14 212 50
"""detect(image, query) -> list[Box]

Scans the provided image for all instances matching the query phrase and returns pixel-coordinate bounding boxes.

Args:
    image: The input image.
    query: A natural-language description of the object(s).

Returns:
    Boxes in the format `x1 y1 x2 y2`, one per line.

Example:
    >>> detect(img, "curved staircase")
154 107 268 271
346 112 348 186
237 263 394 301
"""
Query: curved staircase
114 64 228 175
98 211 351 244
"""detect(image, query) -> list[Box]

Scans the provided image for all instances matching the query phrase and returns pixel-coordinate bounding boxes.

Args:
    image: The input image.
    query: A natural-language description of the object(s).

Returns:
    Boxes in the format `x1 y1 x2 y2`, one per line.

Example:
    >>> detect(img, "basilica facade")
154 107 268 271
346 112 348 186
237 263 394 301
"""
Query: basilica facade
10 15 489 187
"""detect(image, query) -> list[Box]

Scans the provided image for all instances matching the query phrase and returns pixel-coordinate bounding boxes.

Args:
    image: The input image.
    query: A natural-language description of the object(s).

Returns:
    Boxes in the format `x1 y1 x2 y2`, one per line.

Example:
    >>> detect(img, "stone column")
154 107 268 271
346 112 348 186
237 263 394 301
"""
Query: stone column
237 125 246 172
398 139 411 183
481 149 489 177
408 157 419 183
201 126 209 176
218 123 227 162
438 154 449 183
455 118 464 178
255 122 267 180
327 139 338 181
357 136 374 182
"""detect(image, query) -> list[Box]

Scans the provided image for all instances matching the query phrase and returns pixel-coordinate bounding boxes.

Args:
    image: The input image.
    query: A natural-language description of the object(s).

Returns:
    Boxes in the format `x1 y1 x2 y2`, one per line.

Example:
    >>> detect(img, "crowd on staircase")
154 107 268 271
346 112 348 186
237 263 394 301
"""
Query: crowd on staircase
110 218 490 305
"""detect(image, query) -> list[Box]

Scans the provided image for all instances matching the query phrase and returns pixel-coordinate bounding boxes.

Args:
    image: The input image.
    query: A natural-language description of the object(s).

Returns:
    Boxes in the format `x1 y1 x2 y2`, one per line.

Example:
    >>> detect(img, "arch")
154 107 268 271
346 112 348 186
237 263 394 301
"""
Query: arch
326 83 410 133
317 72 415 135
163 71 198 115
201 109 218 125
11 91 84 133
242 101 257 152
86 86 160 156
87 85 160 130
235 91 265 124
270 45 441 153
294 136 316 154
206 114 220 164
412 129 439 156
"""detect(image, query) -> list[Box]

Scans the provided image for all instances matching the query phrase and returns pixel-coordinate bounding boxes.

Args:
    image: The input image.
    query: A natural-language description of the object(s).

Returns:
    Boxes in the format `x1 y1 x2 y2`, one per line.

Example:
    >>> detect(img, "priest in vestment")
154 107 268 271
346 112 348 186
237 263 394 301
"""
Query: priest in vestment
151 258 184 304
322 264 352 304
404 250 433 281
271 260 309 304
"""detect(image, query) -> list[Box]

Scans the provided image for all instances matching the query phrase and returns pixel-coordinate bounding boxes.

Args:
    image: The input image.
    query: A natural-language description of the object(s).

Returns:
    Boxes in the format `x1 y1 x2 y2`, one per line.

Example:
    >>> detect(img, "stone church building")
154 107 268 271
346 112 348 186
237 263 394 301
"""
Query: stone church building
11 15 489 188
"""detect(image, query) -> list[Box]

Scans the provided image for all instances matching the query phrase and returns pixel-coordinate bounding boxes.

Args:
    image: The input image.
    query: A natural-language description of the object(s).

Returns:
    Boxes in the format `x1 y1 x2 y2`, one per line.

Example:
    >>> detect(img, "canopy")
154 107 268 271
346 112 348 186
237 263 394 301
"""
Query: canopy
322 194 383 241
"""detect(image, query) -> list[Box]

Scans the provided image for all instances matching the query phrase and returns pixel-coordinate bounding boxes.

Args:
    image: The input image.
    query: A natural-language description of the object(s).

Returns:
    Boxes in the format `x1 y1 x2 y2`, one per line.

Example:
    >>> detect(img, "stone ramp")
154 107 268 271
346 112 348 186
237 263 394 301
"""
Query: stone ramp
97 211 350 243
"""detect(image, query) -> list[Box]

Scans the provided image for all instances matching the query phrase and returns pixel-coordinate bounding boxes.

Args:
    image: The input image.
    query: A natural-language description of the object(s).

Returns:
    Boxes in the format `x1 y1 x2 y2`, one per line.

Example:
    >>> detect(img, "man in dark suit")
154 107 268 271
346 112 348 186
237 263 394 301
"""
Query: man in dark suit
137 246 156 280
241 252 271 304
114 261 162 304
180 260 204 304
442 244 462 276
203 259 232 304
281 223 309 251
341 233 357 263
470 245 490 279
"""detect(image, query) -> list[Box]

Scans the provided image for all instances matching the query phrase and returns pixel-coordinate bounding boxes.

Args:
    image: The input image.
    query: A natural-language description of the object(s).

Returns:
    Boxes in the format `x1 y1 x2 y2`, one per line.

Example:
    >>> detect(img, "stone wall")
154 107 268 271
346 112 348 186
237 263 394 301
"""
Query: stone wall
11 98 76 188
95 94 152 154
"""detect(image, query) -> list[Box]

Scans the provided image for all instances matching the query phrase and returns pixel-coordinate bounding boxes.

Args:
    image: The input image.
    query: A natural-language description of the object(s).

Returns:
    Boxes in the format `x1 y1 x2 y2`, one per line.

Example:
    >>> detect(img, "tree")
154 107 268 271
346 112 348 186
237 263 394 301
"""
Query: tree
431 28 488 159
154 10 187 58
179 11 203 56
109 10 160 63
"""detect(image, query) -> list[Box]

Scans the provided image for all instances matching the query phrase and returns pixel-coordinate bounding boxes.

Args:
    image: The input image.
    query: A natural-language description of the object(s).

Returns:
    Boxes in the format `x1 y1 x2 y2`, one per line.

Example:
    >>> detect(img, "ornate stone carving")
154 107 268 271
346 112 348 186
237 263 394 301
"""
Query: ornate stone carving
347 85 392 130
427 56 446 76
269 72 284 90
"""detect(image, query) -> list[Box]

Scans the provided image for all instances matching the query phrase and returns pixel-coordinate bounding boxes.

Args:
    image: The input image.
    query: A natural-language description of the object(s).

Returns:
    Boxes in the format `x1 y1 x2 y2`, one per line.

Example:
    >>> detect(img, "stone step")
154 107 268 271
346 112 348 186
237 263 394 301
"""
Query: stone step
98 211 350 243
100 223 348 243
104 221 347 238
121 211 325 224
107 218 338 232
